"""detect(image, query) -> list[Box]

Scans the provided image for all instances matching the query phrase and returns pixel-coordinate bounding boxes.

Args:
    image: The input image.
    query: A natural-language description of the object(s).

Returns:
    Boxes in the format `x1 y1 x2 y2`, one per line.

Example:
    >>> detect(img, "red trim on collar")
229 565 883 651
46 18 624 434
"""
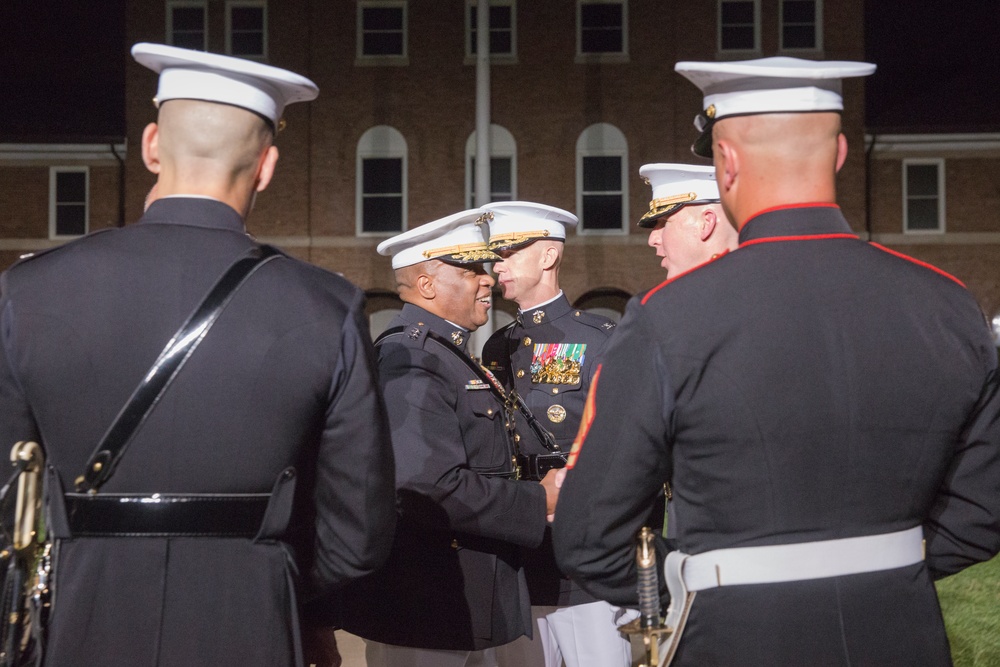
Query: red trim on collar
744 202 840 225
641 249 731 305
869 244 966 288
741 233 858 248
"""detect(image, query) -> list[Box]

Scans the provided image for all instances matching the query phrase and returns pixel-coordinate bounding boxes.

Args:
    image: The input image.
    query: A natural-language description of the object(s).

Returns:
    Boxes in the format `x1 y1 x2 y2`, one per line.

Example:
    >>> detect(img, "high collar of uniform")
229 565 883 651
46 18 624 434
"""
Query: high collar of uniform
516 293 572 328
399 303 471 352
738 203 854 246
141 197 246 234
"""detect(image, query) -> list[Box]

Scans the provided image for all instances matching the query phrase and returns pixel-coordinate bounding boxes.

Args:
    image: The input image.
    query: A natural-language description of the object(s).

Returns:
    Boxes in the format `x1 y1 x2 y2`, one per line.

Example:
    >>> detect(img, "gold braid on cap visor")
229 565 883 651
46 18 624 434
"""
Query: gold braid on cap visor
422 242 499 263
487 230 551 251
638 192 699 225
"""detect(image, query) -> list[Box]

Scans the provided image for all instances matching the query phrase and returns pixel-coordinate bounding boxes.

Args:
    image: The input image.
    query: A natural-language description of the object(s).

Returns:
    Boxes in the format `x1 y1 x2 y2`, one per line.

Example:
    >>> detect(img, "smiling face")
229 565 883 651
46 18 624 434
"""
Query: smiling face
646 205 709 277
429 261 495 331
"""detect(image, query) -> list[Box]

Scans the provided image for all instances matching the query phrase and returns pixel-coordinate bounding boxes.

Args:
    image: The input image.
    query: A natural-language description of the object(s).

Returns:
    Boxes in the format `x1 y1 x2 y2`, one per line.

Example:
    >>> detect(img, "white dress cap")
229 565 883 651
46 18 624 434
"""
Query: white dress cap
131 42 319 128
637 163 719 228
674 57 876 157
481 201 578 253
377 209 499 270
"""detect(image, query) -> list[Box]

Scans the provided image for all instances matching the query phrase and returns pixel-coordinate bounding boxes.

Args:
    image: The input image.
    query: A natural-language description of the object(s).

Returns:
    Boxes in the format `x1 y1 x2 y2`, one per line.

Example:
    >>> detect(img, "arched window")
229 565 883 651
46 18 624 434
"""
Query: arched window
465 124 517 208
365 289 404 340
357 125 408 235
576 123 628 234
573 287 631 322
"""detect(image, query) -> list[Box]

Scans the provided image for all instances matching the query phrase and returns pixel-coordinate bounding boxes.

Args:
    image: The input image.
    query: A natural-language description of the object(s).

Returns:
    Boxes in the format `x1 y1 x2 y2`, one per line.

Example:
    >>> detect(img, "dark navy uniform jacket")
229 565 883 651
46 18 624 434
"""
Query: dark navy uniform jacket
482 293 617 606
330 303 548 650
0 197 396 667
553 204 1000 666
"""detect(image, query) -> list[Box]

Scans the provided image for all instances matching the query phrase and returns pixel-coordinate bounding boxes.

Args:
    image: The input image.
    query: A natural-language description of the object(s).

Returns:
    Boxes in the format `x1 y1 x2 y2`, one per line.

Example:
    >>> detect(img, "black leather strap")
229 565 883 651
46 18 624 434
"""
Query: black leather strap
375 325 561 454
64 493 270 537
75 245 281 493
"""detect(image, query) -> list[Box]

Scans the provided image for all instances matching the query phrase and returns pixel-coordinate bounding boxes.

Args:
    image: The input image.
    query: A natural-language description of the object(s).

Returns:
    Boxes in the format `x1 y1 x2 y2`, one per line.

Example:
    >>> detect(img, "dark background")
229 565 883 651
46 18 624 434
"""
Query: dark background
1 1 998 140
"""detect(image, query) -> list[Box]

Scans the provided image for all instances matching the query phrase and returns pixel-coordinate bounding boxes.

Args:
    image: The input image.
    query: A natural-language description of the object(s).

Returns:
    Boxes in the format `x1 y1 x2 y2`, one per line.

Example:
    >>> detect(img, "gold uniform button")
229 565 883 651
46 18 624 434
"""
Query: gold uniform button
551 388 559 395
524 337 532 346
575 311 581 316
487 408 493 415
516 369 525 378
451 539 459 549
547 405 567 423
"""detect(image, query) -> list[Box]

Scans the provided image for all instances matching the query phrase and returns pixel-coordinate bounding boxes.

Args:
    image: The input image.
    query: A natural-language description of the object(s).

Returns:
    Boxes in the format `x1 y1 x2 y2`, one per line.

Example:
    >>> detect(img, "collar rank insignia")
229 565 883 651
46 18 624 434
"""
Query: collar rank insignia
602 322 616 330
532 310 545 324
465 379 490 391
408 327 422 339
451 331 464 346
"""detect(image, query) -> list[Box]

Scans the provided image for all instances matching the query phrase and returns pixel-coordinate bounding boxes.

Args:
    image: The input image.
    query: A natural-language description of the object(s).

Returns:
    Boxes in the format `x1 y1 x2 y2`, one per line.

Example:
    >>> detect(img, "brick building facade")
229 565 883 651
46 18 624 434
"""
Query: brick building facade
2 1 998 341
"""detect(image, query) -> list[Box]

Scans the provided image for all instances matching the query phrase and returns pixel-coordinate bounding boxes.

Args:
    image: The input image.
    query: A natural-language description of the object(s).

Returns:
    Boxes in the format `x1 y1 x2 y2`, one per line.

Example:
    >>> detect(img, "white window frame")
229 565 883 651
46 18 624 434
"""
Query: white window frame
166 0 207 50
717 0 760 55
576 123 628 235
902 158 946 234
576 0 629 64
356 126 408 236
226 0 268 60
465 125 517 208
356 0 409 65
465 0 517 62
49 167 89 239
779 0 822 52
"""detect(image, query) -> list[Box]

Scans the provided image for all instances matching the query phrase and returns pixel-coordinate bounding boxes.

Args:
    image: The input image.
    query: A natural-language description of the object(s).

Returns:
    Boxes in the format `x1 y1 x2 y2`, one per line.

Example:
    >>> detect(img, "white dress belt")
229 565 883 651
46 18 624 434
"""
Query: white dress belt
679 526 925 592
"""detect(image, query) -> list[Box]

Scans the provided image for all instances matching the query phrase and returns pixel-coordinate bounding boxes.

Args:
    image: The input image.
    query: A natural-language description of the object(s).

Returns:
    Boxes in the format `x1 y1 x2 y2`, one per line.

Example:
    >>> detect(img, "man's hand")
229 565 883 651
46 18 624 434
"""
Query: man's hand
541 467 567 522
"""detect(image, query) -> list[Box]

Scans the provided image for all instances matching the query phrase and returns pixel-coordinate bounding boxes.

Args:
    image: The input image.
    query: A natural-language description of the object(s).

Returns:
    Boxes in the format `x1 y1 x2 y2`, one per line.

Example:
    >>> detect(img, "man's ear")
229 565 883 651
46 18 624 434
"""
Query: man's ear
255 145 280 193
715 139 738 194
700 208 718 242
539 244 559 271
141 122 161 174
415 272 435 300
835 132 849 173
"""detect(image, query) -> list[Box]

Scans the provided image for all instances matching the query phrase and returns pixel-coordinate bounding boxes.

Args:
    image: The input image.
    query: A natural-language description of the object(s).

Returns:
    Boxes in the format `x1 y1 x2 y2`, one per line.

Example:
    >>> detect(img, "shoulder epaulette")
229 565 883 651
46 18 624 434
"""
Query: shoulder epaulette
569 309 617 334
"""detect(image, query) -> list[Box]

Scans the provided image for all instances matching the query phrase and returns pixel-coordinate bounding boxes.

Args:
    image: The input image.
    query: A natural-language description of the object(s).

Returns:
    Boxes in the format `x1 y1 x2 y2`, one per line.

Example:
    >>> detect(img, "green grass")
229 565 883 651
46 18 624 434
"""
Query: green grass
937 553 1000 667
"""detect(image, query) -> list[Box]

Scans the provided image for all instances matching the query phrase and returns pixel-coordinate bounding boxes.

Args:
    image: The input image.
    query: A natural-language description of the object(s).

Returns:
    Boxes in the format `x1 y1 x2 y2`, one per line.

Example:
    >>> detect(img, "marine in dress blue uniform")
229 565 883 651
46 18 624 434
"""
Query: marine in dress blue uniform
329 211 561 667
0 44 396 667
479 203 635 667
553 58 1000 666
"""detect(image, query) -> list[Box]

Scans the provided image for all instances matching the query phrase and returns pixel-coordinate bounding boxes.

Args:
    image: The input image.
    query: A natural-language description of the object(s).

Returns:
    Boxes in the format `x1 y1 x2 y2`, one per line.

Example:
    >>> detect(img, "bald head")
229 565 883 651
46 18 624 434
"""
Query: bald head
713 112 847 228
141 99 279 219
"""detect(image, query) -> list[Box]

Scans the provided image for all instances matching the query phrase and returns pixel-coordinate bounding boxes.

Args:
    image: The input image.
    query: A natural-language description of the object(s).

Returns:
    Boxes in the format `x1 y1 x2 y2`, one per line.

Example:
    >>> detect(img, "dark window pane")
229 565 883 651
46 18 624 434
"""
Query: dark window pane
231 6 263 31
172 7 204 31
363 197 403 233
363 32 404 55
583 156 621 192
173 31 205 49
490 31 511 54
721 25 755 50
907 199 939 230
57 171 86 202
363 7 403 31
363 158 403 194
581 28 622 53
56 205 86 236
783 0 815 24
491 158 512 193
490 6 511 28
582 195 622 230
721 1 754 24
783 25 814 49
581 4 622 28
231 32 264 56
907 164 938 197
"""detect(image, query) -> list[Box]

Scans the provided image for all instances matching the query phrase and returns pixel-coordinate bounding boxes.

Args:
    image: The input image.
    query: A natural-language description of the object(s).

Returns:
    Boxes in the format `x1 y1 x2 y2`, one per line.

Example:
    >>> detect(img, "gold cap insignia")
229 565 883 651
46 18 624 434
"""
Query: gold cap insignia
705 104 716 119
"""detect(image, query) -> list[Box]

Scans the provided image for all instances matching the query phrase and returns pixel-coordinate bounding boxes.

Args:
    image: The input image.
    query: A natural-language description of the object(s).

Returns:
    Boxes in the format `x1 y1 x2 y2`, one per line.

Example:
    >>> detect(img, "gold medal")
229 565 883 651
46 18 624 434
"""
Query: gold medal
547 405 567 423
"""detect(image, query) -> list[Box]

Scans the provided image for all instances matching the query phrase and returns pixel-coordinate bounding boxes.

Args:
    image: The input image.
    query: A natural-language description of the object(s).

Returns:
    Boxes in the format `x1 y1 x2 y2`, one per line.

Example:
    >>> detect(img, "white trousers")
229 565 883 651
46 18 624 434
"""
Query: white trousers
496 601 638 667
365 641 498 667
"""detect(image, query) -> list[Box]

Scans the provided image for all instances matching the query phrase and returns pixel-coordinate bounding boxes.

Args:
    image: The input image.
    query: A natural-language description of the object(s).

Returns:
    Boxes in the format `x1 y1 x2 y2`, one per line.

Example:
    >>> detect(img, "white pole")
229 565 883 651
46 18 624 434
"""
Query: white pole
471 0 495 357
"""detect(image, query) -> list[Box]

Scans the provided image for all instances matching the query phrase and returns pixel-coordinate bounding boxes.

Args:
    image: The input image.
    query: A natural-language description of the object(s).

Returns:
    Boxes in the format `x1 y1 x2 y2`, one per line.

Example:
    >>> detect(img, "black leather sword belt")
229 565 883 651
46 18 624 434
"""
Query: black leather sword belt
518 452 568 481
63 493 270 537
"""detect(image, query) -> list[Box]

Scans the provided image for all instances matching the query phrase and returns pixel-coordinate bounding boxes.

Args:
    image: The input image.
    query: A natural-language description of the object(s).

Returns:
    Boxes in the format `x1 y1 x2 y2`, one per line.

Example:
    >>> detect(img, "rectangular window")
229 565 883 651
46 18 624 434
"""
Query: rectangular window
581 156 623 231
362 158 404 233
579 1 626 55
468 2 515 56
358 2 407 58
227 1 267 59
167 1 207 50
903 160 945 233
468 157 513 208
719 0 758 52
50 168 88 238
780 0 820 50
